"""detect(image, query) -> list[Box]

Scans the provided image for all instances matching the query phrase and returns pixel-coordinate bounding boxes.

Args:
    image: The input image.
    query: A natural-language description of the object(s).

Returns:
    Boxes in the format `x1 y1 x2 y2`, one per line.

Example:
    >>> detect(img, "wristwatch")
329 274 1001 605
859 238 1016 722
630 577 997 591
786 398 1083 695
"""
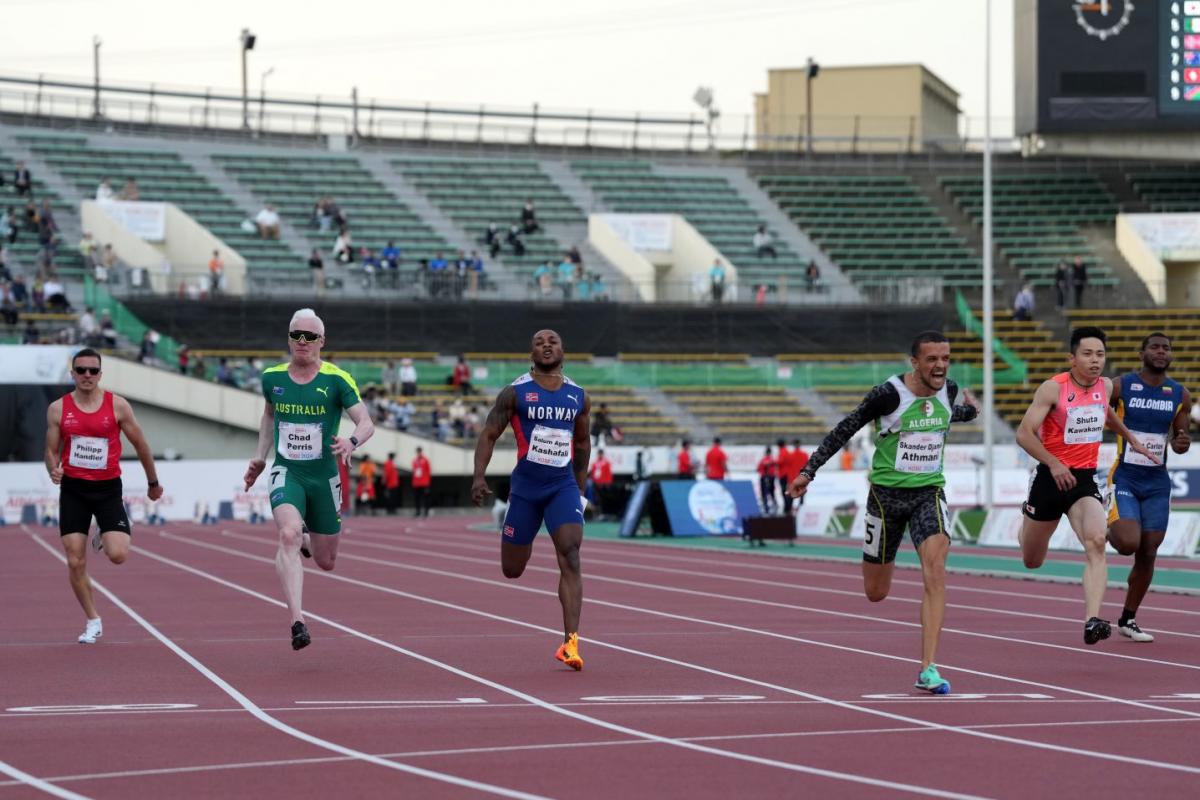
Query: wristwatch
349 436 359 449
148 480 160 488
799 468 816 482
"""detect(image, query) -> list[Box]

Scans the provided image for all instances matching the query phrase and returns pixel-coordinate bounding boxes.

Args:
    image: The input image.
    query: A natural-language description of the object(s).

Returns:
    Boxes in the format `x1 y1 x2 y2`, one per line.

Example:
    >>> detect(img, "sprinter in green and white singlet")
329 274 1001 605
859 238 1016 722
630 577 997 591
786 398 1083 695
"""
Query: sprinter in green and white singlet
787 331 980 695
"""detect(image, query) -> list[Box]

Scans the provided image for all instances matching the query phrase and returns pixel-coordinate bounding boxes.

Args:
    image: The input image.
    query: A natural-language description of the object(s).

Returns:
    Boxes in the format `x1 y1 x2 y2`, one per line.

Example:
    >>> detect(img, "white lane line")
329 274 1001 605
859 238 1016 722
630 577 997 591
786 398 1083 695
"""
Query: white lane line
20 527 549 800
159 531 1200 776
103 534 992 799
387 524 1200 616
5 715 1198 790
352 528 1200 641
309 531 1200 673
0 761 91 800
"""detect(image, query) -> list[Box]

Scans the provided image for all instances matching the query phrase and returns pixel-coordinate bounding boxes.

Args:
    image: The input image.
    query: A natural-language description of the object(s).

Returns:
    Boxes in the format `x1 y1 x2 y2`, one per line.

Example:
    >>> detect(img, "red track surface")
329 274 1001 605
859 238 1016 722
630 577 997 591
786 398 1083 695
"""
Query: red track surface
4 517 1200 799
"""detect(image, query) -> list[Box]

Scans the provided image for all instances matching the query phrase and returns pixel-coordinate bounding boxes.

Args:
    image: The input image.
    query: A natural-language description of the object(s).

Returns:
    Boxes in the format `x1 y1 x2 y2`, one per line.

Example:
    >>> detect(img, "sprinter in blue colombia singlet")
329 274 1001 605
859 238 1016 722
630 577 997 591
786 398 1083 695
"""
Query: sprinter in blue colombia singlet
472 329 591 670
1107 332 1192 643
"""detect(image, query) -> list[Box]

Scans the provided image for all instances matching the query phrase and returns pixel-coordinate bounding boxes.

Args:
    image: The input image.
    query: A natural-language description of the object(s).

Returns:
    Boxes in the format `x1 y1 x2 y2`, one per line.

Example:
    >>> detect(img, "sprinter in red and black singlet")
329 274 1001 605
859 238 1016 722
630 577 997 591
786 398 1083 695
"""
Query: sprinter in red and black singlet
44 348 163 644
472 330 591 670
1015 328 1158 646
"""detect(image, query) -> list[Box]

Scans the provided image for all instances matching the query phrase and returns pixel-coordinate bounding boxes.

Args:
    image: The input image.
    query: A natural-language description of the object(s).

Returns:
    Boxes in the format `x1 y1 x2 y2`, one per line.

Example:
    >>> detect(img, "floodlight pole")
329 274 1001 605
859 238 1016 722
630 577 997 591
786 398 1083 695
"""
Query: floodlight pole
240 29 253 130
982 0 996 509
92 36 101 119
805 57 815 158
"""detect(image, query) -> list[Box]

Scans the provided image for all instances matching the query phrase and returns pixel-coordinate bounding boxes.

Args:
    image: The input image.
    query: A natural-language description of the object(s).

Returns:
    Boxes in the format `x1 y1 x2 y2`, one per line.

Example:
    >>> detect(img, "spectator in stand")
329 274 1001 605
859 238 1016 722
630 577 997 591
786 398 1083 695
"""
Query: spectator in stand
464 404 481 438
431 398 448 441
753 225 777 259
805 260 821 292
313 198 330 231
42 277 67 311
208 250 224 296
589 449 614 518
360 248 381 289
101 243 119 271
0 246 9 282
307 248 325 294
1053 260 1069 311
191 355 207 380
381 240 402 286
467 250 485 295
757 446 779 513
557 257 575 300
449 396 467 438
0 211 13 247
1071 255 1088 308
532 261 553 297
177 344 190 375
485 222 503 259
381 359 399 397
12 162 33 198
411 447 432 517
255 203 281 239
451 354 472 396
77 306 99 345
24 200 40 233
427 251 448 297
754 284 768 306
0 282 17 326
399 357 418 396
709 258 727 304
219 357 243 387
677 439 696 479
38 199 58 237
567 245 583 268
30 277 45 312
120 178 140 201
332 228 353 264
591 402 613 446
22 318 39 344
591 273 609 301
11 273 28 309
95 177 115 203
356 456 378 514
705 437 728 480
79 232 97 266
506 224 526 257
1013 283 1035 322
137 331 156 364
521 198 541 234
383 453 401 514
3 207 19 244
99 311 117 348
393 397 415 431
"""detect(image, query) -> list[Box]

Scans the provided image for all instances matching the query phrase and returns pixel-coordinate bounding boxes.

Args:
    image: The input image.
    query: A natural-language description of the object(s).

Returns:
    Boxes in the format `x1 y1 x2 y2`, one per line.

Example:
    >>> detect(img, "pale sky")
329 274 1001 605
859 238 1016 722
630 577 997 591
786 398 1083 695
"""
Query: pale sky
4 0 1016 133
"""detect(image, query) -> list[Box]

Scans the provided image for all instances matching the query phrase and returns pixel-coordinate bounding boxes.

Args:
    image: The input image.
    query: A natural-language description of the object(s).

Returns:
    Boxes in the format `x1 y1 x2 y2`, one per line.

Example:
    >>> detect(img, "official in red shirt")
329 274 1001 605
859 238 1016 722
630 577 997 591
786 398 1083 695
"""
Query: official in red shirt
589 449 614 518
411 446 432 517
45 348 163 645
451 355 472 396
383 452 401 514
757 446 779 513
705 437 728 480
677 440 695 479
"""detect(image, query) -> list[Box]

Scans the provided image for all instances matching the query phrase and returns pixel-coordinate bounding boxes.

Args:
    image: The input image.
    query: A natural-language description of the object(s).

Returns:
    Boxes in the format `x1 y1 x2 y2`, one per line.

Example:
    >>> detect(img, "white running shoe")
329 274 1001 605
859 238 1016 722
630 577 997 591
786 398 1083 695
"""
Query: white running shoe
1119 619 1154 642
78 617 103 644
90 530 104 554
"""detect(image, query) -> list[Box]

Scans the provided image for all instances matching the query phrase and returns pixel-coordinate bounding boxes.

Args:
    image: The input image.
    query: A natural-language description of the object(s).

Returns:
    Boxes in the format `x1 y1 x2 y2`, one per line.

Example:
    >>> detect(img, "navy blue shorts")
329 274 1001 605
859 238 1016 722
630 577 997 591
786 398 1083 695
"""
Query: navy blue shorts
502 481 584 546
1108 474 1172 533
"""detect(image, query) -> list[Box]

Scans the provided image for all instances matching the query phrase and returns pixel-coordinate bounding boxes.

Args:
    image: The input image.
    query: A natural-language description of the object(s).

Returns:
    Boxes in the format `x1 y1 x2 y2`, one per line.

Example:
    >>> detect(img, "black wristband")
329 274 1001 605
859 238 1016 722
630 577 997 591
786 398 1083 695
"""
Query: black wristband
800 468 816 481
148 480 159 488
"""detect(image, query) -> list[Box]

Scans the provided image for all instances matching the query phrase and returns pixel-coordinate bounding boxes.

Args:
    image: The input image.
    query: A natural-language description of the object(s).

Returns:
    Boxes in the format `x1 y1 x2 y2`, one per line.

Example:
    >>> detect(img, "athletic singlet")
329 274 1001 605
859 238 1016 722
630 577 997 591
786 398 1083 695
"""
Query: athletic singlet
1111 372 1183 477
509 373 582 496
60 391 122 480
1039 372 1107 469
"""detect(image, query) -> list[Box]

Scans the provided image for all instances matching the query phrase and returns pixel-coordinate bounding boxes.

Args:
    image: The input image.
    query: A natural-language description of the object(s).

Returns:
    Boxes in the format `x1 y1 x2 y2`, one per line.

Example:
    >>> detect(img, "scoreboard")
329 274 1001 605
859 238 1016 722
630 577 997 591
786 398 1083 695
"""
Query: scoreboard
1015 0 1200 134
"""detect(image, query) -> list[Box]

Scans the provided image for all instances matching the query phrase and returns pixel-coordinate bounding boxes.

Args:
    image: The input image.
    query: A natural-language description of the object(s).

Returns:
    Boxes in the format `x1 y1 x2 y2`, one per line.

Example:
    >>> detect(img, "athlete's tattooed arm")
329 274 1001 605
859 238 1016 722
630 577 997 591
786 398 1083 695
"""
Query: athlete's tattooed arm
471 385 516 506
801 382 900 478
572 393 592 494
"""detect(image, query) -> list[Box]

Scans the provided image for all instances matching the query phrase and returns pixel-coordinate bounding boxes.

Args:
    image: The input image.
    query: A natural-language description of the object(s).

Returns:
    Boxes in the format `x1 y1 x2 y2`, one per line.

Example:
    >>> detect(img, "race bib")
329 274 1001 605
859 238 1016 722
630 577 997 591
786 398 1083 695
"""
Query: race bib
1064 404 1104 444
862 512 883 558
1123 430 1166 467
278 422 323 461
527 424 572 468
896 430 944 473
68 436 109 470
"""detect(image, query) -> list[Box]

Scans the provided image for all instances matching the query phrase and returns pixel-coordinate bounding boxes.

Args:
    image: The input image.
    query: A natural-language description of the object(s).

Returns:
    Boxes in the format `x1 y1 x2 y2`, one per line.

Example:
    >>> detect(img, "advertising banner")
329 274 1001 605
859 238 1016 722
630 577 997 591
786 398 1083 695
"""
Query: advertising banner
598 214 673 251
100 201 167 242
657 479 760 536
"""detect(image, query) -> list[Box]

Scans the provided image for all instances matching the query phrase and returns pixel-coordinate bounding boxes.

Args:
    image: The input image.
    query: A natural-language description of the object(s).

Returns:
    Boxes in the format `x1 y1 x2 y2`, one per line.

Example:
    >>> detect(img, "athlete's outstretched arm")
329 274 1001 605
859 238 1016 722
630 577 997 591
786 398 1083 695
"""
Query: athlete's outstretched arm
332 402 374 463
44 400 63 484
1172 387 1192 454
789 382 897 497
471 385 515 506
115 395 163 500
572 394 592 494
244 402 274 490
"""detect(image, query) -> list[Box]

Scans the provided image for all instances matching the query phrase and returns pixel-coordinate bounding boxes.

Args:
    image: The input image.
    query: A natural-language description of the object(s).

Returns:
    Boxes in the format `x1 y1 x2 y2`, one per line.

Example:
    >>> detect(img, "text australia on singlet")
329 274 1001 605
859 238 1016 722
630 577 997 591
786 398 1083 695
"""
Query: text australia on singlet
275 401 326 461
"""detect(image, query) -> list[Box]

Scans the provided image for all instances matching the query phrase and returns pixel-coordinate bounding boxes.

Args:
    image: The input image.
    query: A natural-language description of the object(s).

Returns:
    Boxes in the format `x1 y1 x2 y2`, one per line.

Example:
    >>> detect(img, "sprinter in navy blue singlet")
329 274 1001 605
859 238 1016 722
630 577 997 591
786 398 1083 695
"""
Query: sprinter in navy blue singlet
472 330 591 670
1106 333 1192 642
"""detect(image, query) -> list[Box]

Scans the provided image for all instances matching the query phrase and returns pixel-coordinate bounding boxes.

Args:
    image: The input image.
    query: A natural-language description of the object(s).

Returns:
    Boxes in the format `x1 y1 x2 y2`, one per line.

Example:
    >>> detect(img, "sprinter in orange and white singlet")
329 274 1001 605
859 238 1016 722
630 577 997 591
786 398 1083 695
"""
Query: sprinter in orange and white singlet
44 348 163 645
1014 327 1158 647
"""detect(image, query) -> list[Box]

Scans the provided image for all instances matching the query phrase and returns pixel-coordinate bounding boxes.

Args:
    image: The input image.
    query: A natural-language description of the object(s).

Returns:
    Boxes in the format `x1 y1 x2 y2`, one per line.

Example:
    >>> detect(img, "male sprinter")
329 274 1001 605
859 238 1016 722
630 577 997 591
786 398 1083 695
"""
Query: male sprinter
45 348 164 643
244 309 374 650
788 331 980 694
1016 327 1157 645
1107 332 1191 642
471 329 590 670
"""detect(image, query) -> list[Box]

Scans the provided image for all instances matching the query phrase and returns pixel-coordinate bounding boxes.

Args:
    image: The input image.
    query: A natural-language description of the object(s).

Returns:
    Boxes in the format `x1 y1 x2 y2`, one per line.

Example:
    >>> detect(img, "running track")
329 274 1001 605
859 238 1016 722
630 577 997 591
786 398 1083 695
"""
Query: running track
4 517 1200 799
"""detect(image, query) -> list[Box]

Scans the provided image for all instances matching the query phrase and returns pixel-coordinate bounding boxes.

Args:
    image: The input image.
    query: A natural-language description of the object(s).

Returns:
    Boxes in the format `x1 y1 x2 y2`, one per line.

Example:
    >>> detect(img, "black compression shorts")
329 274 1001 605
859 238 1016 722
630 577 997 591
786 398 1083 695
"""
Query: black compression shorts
60 476 131 537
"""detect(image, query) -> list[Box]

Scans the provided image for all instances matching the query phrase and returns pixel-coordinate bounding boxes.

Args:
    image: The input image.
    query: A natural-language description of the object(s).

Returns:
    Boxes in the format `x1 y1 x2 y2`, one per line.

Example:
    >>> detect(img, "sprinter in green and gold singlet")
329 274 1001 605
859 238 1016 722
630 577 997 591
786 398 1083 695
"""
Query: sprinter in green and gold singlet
787 331 980 695
244 309 374 650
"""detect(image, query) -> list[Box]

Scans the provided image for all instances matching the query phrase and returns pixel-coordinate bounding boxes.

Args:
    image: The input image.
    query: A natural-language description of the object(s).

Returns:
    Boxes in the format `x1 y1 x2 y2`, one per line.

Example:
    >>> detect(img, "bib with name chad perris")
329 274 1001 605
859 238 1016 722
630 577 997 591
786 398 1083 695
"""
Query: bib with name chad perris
508 372 584 496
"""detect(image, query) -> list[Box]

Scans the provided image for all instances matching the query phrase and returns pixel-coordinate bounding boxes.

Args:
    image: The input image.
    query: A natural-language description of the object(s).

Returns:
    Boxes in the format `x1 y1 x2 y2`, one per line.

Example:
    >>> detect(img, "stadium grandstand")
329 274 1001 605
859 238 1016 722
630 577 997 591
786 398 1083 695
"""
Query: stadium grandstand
5 4 1200 794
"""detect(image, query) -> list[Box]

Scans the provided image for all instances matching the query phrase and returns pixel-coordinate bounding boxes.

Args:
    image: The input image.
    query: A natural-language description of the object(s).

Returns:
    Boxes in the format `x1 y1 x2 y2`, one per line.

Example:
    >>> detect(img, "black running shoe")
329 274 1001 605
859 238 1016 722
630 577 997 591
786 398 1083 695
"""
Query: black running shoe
1083 617 1112 646
291 621 311 650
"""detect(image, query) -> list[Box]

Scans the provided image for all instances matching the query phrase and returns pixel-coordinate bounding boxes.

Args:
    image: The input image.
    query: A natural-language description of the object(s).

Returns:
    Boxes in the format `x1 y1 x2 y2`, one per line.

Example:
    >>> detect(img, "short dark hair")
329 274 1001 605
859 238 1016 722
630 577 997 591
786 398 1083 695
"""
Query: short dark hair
1140 331 1170 350
72 348 102 368
1070 326 1107 353
713 437 722 445
910 330 949 357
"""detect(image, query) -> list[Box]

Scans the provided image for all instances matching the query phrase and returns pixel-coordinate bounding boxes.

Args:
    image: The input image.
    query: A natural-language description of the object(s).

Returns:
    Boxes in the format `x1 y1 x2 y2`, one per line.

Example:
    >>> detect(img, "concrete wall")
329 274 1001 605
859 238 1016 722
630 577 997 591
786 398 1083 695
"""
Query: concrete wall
1167 261 1200 306
587 216 657 301
1115 215 1167 306
100 357 518 476
130 400 259 460
80 200 246 295
756 63 960 152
